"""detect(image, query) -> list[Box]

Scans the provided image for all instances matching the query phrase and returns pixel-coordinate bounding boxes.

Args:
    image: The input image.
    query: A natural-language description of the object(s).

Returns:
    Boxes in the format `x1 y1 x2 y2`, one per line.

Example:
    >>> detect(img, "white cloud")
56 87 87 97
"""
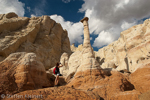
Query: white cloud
80 0 150 48
121 21 136 31
90 37 92 40
62 0 75 3
32 0 46 16
93 31 114 48
27 7 31 12
31 14 36 17
50 15 83 44
1 0 150 49
0 0 25 16
62 0 71 3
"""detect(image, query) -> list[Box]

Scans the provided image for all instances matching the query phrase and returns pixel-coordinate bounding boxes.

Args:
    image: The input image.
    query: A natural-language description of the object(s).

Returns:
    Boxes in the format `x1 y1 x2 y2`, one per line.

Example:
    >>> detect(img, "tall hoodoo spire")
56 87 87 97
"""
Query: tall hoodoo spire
80 17 91 48
65 17 101 82
74 17 100 72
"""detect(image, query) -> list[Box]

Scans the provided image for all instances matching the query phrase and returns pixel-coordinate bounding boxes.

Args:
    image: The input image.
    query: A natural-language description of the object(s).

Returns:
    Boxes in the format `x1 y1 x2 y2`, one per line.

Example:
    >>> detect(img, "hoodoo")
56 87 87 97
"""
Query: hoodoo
80 17 91 47
76 17 100 72
67 17 102 90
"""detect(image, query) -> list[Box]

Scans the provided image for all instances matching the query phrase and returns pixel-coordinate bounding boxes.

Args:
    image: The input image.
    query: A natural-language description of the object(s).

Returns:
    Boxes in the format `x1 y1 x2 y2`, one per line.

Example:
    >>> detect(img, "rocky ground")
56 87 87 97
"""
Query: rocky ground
0 13 150 100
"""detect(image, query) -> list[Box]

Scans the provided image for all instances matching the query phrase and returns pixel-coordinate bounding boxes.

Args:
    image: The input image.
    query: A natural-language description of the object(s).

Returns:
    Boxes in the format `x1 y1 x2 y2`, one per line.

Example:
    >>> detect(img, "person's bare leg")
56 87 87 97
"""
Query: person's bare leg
55 76 58 86
56 75 59 85
55 75 59 86
54 78 56 86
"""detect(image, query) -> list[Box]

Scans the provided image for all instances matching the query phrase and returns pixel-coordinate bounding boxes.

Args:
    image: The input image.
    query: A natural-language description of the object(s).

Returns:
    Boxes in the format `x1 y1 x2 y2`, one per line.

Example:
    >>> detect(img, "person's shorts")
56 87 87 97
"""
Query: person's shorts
55 72 62 76
56 73 60 76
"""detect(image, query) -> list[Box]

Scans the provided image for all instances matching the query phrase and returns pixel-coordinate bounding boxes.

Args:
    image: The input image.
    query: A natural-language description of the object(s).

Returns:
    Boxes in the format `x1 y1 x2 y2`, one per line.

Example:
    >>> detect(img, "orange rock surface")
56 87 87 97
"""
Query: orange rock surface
4 87 99 100
0 52 51 95
0 14 150 100
67 69 140 100
130 63 150 93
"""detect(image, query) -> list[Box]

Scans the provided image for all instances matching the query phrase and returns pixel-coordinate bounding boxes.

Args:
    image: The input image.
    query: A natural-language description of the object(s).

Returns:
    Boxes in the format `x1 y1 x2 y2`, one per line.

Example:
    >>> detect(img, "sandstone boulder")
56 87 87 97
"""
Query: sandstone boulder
1 13 150 100
65 17 142 100
95 19 150 72
139 90 150 100
70 44 83 52
0 52 51 95
65 51 82 82
110 90 140 100
0 13 29 34
65 17 101 83
59 52 69 76
4 12 18 19
0 12 71 69
5 87 99 100
70 43 76 52
67 69 138 100
130 63 150 93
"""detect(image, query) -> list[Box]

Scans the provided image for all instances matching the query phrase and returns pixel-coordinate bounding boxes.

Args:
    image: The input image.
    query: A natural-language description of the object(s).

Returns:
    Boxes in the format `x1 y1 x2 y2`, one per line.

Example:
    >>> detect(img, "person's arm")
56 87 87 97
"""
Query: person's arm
59 63 63 67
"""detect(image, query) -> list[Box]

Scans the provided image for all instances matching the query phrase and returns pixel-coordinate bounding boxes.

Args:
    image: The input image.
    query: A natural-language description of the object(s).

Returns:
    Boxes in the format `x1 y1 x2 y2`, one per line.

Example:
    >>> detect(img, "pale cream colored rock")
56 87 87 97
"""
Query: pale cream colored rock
0 52 51 93
59 52 69 76
76 44 83 51
4 12 18 19
0 14 5 20
0 17 38 57
70 44 83 52
65 51 82 81
0 15 29 34
70 43 76 52
65 17 100 81
96 18 150 72
101 60 117 69
61 30 72 54
0 13 71 69
77 17 100 71
15 53 51 89
80 17 91 47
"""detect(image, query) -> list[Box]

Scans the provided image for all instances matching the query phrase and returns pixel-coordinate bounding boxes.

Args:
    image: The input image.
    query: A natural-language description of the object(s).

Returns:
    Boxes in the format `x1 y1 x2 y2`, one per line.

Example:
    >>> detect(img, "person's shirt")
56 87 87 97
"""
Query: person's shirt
56 66 60 73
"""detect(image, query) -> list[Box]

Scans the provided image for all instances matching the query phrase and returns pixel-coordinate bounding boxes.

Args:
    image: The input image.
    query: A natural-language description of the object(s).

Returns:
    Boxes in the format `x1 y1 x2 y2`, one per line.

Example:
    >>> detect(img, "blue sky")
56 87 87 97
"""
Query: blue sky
0 0 150 51
21 0 84 22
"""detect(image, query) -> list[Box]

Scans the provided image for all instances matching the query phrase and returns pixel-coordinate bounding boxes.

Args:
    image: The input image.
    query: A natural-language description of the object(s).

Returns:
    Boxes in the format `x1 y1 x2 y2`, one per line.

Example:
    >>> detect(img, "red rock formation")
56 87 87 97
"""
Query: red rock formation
130 63 150 93
65 17 144 100
95 19 150 72
4 87 99 100
139 90 150 100
0 52 51 95
67 70 139 100
0 14 150 100
0 12 71 69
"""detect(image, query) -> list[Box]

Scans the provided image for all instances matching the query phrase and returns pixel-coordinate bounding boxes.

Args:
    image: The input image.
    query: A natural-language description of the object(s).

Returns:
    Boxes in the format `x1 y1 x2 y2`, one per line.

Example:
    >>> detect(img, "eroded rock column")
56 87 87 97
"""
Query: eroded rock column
66 17 103 89
66 17 101 82
75 17 100 72
80 17 91 48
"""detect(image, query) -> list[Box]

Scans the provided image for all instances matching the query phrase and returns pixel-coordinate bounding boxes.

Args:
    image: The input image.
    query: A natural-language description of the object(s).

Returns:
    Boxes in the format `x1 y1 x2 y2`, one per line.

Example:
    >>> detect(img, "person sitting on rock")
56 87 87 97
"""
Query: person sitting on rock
53 62 63 87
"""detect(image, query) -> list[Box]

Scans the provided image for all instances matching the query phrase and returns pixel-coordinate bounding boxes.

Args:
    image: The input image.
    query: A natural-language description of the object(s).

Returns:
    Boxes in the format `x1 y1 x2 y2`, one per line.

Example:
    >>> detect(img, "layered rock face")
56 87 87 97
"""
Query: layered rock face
5 87 99 100
130 63 150 93
0 52 51 94
62 17 100 82
70 43 83 52
95 19 150 72
57 17 150 100
70 17 100 79
1 13 150 100
0 12 71 69
65 17 141 100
